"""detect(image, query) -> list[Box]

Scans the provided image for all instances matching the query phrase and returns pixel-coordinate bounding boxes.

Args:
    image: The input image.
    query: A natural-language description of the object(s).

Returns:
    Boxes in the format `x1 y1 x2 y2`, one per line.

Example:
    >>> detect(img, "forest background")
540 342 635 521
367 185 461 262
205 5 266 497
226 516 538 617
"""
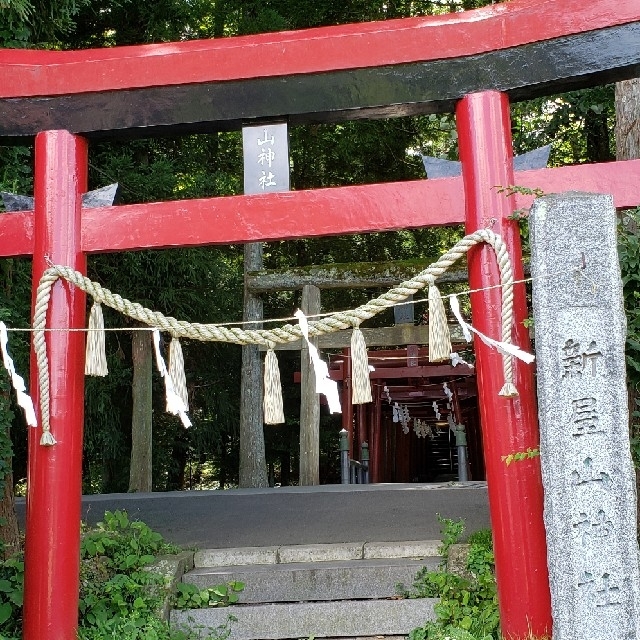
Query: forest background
0 0 639 554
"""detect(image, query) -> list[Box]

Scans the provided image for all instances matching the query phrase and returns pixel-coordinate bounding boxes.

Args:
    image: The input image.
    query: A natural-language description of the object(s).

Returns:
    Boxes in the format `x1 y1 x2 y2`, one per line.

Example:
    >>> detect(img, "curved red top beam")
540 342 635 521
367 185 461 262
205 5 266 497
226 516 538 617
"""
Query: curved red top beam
0 0 637 99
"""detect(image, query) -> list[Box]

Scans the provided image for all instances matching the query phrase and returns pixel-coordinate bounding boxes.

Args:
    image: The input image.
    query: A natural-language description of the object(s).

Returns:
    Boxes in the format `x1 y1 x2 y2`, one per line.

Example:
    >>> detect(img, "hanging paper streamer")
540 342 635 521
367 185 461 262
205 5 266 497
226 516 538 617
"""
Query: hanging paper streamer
392 402 400 423
443 382 453 403
168 337 189 411
451 352 474 369
432 401 441 420
152 330 191 428
400 404 410 434
294 310 341 414
0 322 37 427
449 295 535 364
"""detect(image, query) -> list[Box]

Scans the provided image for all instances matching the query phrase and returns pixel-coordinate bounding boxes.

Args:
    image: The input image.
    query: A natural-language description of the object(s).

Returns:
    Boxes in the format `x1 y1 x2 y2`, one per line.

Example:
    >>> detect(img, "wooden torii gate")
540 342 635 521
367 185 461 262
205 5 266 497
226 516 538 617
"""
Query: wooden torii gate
1 0 640 637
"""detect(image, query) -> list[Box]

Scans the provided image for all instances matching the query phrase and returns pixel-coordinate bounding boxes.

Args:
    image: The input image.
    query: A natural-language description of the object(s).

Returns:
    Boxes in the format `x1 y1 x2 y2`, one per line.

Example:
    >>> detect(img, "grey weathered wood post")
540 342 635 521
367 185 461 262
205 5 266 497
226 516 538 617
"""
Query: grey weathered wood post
239 123 290 488
530 192 640 639
299 284 321 485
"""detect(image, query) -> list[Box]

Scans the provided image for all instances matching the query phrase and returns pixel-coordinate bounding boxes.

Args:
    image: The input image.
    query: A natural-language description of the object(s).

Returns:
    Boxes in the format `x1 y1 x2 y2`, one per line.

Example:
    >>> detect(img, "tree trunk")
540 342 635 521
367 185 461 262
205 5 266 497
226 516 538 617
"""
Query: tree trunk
616 79 640 159
0 387 19 558
615 77 640 534
239 243 268 488
0 460 19 559
128 329 153 492
299 285 321 485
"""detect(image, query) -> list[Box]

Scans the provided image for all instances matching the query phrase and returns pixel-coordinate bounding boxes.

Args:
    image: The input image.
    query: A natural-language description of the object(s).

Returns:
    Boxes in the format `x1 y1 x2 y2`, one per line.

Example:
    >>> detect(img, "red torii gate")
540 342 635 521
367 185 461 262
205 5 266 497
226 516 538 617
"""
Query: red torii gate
1 1 640 638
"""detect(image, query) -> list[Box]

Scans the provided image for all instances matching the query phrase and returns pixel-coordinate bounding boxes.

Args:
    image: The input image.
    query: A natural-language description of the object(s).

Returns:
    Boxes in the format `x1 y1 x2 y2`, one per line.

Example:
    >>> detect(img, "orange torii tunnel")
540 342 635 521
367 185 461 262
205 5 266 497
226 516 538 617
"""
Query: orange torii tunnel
1 1 640 637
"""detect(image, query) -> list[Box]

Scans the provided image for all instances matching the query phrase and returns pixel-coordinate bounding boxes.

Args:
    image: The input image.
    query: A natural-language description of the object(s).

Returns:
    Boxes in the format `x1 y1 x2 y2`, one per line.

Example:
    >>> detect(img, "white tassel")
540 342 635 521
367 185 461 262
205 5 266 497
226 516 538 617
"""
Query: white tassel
85 302 108 376
350 323 372 404
498 382 519 398
428 280 452 362
169 337 189 411
40 430 56 446
263 347 285 424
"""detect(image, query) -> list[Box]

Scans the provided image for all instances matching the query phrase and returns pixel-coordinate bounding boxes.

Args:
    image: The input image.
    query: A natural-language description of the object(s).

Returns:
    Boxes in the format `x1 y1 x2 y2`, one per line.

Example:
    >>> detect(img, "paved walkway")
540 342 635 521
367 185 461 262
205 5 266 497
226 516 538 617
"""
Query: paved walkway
16 482 490 549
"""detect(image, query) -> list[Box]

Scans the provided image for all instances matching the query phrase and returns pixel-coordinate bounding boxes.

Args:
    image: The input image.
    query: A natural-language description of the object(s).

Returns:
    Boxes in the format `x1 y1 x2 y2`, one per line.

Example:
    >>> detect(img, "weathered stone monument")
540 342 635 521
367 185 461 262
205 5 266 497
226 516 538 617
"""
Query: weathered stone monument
530 192 640 639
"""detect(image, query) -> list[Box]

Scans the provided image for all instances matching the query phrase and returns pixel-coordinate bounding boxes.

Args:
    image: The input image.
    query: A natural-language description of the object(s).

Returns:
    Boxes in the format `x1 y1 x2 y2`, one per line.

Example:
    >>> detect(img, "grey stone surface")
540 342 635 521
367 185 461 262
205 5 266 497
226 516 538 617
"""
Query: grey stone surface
363 539 440 560
146 551 194 620
446 544 472 581
171 598 437 639
278 542 364 564
530 192 640 640
194 546 278 568
183 557 439 603
16 483 491 549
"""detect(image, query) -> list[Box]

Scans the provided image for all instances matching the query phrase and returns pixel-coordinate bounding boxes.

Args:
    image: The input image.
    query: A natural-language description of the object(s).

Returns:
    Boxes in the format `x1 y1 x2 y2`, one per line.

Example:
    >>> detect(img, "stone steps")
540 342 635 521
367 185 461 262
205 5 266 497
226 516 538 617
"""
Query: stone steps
171 540 440 639
184 557 439 603
171 598 438 640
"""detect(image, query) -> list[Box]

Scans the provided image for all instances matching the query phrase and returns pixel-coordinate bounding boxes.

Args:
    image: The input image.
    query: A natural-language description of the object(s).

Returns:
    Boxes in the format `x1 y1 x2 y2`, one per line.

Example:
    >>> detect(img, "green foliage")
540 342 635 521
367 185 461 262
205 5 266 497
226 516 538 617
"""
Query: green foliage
436 515 465 558
0 511 242 639
173 581 244 610
501 448 540 467
0 553 23 638
406 524 499 640
619 208 640 467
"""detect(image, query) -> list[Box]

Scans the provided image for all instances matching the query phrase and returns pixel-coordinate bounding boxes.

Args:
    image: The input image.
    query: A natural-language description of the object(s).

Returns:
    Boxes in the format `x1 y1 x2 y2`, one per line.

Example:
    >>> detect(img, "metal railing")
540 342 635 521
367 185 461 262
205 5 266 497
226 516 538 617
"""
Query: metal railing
339 429 369 484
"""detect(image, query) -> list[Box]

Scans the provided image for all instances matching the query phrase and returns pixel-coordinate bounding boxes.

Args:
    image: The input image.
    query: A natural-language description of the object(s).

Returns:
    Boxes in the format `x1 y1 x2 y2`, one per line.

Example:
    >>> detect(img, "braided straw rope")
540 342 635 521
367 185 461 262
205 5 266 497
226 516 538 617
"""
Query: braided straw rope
33 229 515 443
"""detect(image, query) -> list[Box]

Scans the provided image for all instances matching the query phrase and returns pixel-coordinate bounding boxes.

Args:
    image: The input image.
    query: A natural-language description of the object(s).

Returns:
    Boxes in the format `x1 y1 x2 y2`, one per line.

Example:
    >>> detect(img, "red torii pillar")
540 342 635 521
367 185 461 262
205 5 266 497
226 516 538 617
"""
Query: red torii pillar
24 131 88 639
457 92 551 636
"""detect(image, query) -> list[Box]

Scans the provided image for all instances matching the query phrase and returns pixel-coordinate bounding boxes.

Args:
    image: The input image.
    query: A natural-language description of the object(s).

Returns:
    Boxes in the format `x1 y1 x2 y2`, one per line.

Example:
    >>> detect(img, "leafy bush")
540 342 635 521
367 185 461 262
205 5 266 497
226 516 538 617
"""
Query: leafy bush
405 521 499 640
0 553 23 638
0 510 242 640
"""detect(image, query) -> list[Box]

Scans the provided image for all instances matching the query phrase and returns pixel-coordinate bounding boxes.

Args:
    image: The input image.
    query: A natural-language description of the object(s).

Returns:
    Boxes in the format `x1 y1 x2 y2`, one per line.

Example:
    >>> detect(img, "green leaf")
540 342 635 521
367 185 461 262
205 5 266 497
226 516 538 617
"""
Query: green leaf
0 602 11 625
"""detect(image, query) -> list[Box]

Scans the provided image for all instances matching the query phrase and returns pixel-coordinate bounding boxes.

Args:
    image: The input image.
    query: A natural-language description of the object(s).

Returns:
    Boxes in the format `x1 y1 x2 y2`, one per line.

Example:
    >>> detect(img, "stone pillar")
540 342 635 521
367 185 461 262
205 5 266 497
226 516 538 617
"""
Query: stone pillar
530 191 640 640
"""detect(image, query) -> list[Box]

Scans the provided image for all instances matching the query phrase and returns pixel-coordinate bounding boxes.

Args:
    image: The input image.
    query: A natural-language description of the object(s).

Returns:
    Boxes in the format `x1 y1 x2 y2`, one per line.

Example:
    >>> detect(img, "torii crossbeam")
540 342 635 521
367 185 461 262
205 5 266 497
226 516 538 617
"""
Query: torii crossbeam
1 1 640 638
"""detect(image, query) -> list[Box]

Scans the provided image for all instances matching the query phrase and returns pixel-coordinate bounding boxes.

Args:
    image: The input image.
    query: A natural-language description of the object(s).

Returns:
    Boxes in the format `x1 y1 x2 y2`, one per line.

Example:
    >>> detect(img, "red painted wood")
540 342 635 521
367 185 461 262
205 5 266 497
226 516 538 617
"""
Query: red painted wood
24 131 87 640
80 160 640 251
81 178 464 253
0 211 33 257
2 158 639 257
0 0 637 98
457 92 551 638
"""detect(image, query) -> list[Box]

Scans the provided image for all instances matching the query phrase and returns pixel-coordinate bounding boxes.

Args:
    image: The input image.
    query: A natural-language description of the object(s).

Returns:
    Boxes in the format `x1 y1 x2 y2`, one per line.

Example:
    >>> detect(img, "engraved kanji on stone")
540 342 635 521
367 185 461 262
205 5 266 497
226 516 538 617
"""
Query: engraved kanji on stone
258 146 276 167
578 571 624 607
572 509 614 546
571 457 611 489
259 171 277 190
256 129 275 146
571 396 603 436
561 339 603 378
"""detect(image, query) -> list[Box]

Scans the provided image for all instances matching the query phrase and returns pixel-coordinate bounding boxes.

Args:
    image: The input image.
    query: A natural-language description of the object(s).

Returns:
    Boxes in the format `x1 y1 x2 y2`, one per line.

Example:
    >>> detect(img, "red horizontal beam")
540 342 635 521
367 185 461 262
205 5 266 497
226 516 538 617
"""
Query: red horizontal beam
81 177 464 253
0 211 33 257
2 158 639 257
0 0 638 98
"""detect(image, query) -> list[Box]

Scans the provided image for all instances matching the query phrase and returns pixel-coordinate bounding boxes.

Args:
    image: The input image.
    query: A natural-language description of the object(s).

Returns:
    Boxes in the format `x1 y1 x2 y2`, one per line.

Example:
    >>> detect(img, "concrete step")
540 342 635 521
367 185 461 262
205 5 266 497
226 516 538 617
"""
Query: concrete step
183 557 439 603
194 540 441 568
171 598 438 640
